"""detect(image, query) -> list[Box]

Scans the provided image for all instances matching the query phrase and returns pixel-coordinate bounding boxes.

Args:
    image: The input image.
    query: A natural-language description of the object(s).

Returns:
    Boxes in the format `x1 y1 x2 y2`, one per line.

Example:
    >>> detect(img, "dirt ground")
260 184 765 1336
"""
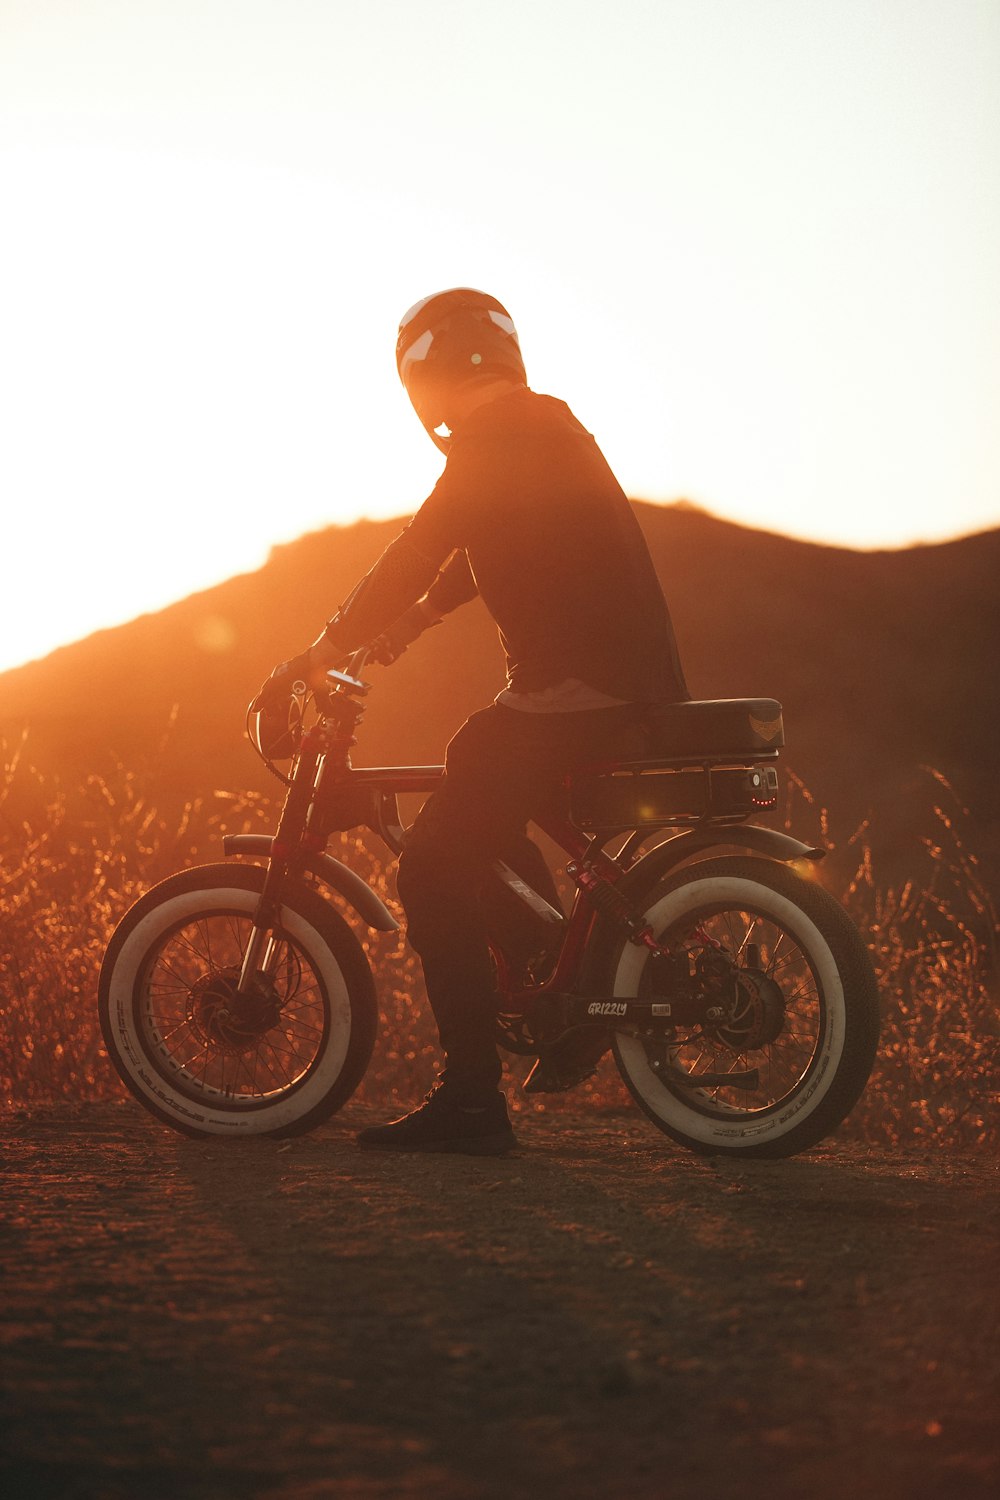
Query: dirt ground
1 1099 997 1500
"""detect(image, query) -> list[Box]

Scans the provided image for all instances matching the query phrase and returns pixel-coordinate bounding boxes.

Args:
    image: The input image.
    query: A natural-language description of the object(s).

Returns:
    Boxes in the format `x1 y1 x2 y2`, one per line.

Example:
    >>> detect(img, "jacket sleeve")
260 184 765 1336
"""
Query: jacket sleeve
425 550 478 617
324 530 441 651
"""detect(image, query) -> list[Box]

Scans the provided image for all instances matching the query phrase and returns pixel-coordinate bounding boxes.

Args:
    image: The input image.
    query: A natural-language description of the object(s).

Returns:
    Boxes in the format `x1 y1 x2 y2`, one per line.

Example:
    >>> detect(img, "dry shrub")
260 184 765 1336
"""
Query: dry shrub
784 766 999 1150
0 733 445 1110
2 742 996 1151
0 736 275 1102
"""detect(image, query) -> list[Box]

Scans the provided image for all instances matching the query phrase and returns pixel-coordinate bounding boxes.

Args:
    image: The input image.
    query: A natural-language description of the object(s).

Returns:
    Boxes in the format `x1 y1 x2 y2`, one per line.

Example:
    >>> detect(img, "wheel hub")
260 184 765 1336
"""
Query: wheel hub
710 967 786 1050
186 967 283 1055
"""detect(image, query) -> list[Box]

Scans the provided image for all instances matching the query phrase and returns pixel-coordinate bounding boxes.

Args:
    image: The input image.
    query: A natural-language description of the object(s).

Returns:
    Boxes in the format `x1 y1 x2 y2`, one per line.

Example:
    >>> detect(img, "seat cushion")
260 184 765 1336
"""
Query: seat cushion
647 698 783 757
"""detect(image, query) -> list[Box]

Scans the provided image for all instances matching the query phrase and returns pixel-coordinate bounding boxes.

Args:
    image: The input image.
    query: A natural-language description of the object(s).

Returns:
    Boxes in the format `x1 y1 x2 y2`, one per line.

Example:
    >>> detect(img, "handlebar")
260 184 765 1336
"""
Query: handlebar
339 643 378 686
318 663 370 697
247 640 382 779
312 641 379 702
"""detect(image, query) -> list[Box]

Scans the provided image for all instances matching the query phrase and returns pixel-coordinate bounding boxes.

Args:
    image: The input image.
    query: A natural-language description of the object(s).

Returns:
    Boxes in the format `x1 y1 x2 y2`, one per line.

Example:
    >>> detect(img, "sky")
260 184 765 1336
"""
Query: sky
1 0 998 673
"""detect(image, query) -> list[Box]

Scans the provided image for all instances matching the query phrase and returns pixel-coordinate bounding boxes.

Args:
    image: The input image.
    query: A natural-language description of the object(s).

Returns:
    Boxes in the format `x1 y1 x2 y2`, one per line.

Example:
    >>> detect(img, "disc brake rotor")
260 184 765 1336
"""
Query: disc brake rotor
186 966 284 1055
709 967 786 1050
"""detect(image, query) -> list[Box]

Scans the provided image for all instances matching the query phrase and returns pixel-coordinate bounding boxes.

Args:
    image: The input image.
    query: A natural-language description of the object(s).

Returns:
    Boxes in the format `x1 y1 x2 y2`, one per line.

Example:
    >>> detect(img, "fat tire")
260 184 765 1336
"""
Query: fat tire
608 856 880 1159
98 863 377 1139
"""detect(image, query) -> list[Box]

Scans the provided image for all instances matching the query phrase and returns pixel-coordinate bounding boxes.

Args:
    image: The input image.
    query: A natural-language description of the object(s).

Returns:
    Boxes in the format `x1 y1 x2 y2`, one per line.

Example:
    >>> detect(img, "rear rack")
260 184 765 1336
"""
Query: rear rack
567 755 780 831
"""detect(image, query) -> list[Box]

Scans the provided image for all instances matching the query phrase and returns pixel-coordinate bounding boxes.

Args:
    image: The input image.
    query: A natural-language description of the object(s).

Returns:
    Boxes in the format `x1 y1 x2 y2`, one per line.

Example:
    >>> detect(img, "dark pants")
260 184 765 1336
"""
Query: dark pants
396 702 649 1097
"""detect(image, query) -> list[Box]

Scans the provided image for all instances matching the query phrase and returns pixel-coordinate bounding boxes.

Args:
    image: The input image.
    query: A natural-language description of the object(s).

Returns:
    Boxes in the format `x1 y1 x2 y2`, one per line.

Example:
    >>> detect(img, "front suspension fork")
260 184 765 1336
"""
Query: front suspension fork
236 737 325 995
237 923 283 991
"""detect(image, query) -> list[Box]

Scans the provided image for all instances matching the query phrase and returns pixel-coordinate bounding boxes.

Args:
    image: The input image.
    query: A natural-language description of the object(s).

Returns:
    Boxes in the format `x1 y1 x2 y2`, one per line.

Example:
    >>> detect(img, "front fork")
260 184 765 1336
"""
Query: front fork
236 857 298 997
237 928 283 992
236 731 332 995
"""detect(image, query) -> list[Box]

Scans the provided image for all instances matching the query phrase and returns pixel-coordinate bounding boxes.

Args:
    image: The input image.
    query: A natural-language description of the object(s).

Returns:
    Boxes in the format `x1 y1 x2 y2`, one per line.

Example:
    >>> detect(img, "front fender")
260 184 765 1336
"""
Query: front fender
222 834 399 933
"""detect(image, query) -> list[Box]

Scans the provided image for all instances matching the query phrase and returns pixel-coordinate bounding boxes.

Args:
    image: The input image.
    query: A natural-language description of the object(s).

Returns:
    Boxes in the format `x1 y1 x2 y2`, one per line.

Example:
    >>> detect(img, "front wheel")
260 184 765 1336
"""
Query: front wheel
99 863 377 1138
609 857 880 1158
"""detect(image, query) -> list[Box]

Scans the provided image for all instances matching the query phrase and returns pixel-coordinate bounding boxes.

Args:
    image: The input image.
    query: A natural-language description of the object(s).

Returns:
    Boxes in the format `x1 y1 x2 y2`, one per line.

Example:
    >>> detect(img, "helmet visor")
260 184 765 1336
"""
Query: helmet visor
397 305 520 388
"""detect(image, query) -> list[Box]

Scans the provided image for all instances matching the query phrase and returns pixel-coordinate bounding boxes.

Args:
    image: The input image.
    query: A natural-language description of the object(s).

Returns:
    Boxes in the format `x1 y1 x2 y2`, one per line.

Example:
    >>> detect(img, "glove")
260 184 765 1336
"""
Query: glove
369 601 437 666
251 651 316 713
250 651 316 760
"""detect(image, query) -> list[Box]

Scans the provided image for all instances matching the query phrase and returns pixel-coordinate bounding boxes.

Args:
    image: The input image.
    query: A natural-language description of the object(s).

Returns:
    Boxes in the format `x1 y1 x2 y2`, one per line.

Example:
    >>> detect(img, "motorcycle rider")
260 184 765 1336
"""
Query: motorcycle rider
258 288 689 1154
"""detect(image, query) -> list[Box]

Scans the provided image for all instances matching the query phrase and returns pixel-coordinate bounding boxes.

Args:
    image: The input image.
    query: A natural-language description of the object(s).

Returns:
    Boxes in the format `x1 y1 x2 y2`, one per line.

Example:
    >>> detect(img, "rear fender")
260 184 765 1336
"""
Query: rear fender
580 824 824 990
621 824 824 891
222 834 399 933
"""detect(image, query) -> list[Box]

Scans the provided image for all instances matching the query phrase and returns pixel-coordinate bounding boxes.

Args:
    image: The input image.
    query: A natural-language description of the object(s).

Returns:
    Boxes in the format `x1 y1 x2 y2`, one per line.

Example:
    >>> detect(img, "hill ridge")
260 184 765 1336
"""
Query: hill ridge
3 504 998 879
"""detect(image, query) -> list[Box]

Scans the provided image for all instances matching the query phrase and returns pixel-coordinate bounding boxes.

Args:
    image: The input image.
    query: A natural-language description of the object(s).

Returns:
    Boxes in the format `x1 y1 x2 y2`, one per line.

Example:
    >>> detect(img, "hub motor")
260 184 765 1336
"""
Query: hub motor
186 967 284 1055
710 965 786 1051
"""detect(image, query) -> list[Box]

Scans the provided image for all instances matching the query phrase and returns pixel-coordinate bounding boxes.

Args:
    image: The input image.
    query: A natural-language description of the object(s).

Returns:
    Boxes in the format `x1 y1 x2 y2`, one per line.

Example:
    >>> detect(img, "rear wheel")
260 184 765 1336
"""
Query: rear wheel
610 857 879 1158
99 863 377 1138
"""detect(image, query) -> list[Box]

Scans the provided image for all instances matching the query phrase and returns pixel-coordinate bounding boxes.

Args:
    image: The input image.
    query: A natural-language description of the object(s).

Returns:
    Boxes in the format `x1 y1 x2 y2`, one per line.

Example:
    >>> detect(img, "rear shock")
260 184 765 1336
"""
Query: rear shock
566 857 669 954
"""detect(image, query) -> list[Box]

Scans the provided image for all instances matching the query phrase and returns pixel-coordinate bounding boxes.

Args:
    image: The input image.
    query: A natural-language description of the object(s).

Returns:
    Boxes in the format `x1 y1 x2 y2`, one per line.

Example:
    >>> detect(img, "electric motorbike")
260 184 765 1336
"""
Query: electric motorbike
99 648 880 1157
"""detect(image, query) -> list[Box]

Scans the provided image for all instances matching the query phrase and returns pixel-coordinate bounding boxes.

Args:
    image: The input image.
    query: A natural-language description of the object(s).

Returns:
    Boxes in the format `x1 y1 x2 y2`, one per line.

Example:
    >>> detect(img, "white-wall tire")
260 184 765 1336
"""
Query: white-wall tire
99 863 376 1138
610 857 879 1158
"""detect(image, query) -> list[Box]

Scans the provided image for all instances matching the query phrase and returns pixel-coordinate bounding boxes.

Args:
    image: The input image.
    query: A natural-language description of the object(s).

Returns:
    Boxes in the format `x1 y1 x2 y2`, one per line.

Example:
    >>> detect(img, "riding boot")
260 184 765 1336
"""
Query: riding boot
357 1078 515 1154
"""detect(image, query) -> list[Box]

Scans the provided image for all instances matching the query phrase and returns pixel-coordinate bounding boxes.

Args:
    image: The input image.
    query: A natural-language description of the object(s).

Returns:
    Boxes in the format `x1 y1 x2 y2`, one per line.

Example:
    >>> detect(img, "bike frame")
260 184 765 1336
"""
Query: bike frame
229 651 822 1046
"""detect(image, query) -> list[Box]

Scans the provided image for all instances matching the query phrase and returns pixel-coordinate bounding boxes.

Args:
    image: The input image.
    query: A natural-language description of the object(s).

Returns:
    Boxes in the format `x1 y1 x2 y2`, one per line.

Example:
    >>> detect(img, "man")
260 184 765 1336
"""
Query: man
260 288 688 1155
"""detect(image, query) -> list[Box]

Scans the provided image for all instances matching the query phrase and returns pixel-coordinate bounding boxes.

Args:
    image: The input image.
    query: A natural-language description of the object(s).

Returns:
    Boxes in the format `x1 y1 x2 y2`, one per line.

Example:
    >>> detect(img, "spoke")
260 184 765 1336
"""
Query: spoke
226 913 249 950
151 954 202 989
260 1035 309 1066
784 983 819 1004
150 1018 192 1046
173 1041 212 1078
281 990 323 1013
209 1050 231 1095
152 965 185 996
735 915 761 957
249 1046 291 1090
198 919 216 976
234 1049 265 1097
282 1015 325 1039
160 933 205 969
775 1028 817 1045
281 1011 324 1033
195 1043 219 1085
158 980 196 1010
769 951 808 981
174 927 216 967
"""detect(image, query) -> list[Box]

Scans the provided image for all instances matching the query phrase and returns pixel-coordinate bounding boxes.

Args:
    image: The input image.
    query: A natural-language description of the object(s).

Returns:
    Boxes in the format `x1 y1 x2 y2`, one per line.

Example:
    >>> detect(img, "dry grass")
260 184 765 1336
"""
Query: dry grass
2 742 996 1150
816 768 999 1149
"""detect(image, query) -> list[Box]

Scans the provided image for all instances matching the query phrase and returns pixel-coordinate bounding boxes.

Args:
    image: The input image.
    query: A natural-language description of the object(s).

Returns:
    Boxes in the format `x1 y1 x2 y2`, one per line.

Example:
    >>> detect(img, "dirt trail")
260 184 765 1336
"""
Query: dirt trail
1 1100 997 1500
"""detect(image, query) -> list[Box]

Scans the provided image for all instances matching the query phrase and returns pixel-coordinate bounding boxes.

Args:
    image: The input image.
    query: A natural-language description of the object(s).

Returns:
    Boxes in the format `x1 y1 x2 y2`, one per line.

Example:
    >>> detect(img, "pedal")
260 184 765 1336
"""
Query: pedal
523 1031 612 1094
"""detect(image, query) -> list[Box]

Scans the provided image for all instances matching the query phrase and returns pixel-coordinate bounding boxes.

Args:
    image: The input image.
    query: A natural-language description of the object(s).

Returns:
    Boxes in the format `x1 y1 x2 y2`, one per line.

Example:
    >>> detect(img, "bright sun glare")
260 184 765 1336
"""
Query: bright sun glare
1 0 998 673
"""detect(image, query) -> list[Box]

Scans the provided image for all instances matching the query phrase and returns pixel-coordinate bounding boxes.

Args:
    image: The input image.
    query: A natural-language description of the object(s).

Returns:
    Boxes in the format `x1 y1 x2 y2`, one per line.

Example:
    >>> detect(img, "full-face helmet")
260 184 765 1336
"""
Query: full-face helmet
396 288 526 451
